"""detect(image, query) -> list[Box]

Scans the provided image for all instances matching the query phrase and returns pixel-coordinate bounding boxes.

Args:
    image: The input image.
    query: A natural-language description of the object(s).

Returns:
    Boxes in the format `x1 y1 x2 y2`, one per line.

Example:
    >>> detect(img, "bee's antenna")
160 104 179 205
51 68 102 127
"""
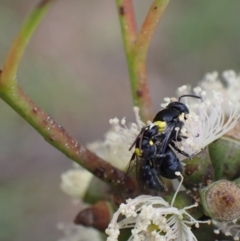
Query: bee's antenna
178 94 202 102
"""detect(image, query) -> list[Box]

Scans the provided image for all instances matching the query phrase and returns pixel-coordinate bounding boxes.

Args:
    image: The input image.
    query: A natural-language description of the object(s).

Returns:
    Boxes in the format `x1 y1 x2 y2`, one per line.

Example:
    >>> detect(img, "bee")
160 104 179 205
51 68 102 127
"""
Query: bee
128 94 201 191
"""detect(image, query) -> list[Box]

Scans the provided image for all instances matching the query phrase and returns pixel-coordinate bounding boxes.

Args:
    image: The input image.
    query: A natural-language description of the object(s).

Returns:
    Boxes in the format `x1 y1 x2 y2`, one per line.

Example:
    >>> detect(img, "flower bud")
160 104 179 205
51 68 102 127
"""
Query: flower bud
74 201 113 231
83 176 110 204
208 136 240 180
183 148 214 189
165 191 204 220
199 180 240 221
60 169 93 199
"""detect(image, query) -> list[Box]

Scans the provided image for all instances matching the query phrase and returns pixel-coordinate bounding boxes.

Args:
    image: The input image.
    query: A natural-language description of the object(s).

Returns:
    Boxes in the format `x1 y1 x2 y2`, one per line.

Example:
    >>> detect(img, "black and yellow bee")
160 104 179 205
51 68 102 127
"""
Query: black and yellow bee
128 94 201 191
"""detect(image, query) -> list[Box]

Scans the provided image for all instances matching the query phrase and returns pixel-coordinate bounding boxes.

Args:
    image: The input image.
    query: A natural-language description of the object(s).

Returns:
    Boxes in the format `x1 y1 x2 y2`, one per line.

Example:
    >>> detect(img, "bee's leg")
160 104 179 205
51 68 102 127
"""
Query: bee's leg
177 134 201 141
170 142 191 158
176 135 188 141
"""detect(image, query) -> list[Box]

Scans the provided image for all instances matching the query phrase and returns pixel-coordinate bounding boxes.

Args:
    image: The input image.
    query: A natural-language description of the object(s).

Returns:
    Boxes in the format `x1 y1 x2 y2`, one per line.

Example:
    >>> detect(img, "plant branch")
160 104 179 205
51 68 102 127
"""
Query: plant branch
115 0 137 52
116 0 147 118
0 85 136 193
1 0 54 88
0 0 137 193
116 0 170 122
133 0 170 62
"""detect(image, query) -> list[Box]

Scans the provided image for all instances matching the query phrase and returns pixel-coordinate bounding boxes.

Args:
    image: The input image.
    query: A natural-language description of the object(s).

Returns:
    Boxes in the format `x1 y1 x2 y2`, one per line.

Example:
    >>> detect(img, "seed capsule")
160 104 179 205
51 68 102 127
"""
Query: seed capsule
183 148 214 189
208 136 240 180
199 180 240 222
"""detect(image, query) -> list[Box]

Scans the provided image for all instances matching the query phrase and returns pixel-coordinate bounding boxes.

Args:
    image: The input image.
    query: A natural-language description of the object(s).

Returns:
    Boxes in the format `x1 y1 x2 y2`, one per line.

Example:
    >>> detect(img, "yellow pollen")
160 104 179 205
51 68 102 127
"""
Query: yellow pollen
135 148 142 156
178 113 185 121
154 121 166 132
149 140 154 145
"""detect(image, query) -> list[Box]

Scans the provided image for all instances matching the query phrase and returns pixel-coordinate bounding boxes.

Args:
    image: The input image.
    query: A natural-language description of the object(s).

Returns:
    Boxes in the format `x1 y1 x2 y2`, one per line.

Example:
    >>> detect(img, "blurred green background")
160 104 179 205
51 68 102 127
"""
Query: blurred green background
0 0 240 240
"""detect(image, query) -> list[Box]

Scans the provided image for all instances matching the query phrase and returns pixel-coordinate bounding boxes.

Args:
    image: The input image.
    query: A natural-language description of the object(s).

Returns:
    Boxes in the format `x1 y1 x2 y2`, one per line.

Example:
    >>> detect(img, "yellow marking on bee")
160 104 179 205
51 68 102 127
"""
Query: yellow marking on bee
178 113 185 121
154 121 166 132
135 148 142 156
149 160 153 167
149 140 154 146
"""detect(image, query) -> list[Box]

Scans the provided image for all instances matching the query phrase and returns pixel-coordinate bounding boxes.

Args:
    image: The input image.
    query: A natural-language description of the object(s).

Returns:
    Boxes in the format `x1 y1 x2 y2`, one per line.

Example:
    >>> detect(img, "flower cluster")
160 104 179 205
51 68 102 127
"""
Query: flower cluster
60 167 93 200
106 174 210 241
87 107 145 171
175 86 240 157
57 223 103 241
213 219 240 241
59 108 144 200
199 70 240 115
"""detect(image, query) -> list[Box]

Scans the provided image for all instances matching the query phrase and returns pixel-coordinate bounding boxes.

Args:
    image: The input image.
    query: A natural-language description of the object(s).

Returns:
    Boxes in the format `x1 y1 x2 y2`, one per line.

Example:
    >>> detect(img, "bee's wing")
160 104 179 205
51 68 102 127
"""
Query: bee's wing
158 123 176 154
126 154 146 191
126 152 137 174
126 125 149 174
135 157 148 191
127 125 150 174
128 126 148 151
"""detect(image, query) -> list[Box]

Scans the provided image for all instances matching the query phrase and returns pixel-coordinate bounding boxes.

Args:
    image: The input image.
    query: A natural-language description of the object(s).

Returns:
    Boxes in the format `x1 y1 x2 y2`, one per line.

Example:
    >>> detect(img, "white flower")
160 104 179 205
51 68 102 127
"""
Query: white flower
174 85 240 157
60 108 145 200
87 107 145 171
57 223 103 241
213 219 240 241
106 173 210 241
199 70 240 116
60 168 93 199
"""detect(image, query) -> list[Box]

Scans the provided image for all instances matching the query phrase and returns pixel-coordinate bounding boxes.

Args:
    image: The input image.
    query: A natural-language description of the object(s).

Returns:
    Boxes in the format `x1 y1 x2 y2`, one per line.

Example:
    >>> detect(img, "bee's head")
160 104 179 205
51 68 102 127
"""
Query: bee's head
166 102 189 116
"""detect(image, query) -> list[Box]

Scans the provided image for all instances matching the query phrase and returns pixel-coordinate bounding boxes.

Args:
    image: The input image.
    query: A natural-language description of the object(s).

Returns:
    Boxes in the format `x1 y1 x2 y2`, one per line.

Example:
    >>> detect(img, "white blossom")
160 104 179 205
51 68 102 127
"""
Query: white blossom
200 70 240 115
57 223 103 241
87 107 145 170
175 86 240 156
60 107 145 200
106 173 210 241
171 71 240 157
60 168 93 199
213 219 240 241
